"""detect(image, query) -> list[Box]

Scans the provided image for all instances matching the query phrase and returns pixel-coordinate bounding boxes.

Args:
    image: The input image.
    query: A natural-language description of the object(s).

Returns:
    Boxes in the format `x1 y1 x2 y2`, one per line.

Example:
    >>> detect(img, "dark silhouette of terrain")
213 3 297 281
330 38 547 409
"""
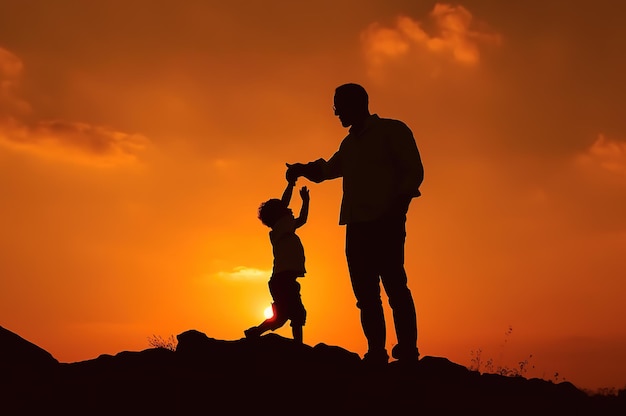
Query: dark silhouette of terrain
1 325 624 415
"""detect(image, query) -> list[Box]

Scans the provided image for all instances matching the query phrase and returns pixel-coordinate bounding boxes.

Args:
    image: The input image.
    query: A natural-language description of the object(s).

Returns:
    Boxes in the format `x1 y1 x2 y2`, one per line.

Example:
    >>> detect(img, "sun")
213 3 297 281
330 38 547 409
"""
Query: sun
263 305 274 319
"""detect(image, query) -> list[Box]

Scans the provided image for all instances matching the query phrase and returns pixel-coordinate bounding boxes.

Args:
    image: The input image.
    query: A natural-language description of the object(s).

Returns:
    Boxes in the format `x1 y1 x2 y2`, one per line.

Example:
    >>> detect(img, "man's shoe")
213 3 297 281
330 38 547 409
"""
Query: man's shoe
362 349 389 369
391 344 420 364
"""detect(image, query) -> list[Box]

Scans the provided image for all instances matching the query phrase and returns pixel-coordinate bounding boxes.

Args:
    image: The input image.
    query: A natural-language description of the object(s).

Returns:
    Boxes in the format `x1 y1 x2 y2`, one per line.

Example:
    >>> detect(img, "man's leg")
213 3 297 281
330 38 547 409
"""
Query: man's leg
291 325 303 345
346 222 387 362
378 215 419 361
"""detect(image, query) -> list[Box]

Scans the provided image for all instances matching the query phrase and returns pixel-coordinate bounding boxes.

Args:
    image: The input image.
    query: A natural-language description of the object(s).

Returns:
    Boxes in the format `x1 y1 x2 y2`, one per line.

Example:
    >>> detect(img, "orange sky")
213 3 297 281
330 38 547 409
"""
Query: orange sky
1 0 625 392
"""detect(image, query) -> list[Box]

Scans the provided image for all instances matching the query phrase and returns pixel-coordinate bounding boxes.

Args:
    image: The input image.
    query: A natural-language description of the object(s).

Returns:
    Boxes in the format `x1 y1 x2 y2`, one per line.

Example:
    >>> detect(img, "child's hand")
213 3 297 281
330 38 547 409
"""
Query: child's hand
299 186 309 201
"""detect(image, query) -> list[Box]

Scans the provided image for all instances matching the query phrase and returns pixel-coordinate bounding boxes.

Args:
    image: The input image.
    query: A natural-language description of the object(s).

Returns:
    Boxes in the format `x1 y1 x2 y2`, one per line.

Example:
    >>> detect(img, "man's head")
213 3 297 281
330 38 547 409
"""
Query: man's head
334 83 370 128
258 199 292 228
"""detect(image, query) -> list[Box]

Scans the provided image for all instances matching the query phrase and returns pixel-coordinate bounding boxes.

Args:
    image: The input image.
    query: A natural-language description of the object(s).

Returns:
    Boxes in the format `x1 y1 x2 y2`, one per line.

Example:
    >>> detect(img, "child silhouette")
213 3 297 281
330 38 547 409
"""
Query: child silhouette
244 180 309 344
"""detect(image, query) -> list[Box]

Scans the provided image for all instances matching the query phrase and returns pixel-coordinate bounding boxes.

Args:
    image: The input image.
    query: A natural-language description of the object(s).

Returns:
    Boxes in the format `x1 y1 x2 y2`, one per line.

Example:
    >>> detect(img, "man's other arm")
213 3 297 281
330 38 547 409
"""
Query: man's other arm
391 121 424 198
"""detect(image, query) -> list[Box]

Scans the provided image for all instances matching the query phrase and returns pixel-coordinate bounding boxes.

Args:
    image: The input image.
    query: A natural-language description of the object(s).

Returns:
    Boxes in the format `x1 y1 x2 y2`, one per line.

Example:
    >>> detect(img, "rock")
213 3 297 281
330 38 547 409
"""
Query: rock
0 325 59 377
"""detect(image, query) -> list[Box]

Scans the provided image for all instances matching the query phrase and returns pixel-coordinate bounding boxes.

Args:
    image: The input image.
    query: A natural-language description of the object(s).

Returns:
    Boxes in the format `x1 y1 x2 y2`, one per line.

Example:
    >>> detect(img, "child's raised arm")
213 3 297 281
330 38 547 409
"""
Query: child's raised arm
295 186 309 229
280 180 296 206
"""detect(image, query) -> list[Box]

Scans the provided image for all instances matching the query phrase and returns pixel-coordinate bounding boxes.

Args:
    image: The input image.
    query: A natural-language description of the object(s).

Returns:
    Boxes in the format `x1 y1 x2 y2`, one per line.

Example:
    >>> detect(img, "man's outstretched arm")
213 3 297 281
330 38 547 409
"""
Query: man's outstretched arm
286 154 342 184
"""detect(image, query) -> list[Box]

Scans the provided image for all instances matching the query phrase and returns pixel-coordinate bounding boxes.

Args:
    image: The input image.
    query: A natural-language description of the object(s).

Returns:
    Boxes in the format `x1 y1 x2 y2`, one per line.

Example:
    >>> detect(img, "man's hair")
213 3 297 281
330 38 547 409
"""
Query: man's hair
335 83 369 109
258 198 288 228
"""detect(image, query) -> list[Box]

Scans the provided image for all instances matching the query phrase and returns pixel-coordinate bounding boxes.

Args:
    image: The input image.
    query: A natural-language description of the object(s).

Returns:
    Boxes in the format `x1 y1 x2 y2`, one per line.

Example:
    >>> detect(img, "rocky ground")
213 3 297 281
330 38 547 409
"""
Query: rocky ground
1 326 624 415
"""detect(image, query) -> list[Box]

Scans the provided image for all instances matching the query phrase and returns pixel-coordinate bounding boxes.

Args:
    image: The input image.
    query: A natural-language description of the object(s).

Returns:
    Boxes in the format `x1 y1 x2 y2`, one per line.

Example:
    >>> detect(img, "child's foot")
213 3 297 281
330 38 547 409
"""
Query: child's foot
244 326 261 339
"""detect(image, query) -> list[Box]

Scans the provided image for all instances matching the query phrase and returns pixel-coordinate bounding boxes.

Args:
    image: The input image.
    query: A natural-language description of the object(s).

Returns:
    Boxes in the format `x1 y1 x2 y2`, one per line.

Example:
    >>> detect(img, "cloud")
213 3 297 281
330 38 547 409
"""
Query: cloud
0 47 30 114
0 46 149 166
0 118 149 166
216 266 270 280
575 134 626 176
361 3 502 71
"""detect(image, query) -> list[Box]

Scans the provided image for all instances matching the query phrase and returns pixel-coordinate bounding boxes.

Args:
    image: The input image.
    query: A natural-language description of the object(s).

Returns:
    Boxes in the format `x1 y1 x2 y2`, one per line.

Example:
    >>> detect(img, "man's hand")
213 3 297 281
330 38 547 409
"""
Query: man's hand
286 163 303 183
299 186 309 202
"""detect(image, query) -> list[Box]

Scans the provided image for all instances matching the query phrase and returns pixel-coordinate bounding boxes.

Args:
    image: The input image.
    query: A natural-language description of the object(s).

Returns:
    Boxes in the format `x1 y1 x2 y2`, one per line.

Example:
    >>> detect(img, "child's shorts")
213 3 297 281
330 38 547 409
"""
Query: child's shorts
269 271 307 327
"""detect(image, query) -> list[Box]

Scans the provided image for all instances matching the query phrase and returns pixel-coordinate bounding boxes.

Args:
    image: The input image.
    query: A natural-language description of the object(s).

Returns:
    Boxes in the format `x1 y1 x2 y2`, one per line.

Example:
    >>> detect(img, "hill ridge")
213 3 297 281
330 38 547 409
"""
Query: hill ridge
1 326 624 415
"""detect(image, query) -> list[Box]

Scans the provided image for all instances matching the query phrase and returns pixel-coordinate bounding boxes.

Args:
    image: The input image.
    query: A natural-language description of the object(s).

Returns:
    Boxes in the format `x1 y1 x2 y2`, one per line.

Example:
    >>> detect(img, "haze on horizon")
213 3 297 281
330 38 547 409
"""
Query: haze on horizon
1 0 625 392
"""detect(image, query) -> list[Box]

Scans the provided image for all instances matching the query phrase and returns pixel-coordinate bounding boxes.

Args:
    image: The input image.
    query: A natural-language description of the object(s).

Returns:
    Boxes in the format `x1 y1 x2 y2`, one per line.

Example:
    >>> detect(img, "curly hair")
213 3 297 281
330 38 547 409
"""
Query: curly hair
258 198 289 228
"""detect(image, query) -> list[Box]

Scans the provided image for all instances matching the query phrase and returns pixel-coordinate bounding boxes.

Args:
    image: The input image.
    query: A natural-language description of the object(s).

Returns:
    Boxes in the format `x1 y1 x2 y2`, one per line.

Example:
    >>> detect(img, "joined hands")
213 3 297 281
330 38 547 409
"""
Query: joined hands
286 162 304 183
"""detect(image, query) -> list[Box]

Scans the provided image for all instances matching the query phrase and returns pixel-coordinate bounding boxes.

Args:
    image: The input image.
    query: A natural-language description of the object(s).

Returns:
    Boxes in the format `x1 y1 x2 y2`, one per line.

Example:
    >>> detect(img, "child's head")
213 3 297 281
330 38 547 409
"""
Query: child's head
258 198 290 228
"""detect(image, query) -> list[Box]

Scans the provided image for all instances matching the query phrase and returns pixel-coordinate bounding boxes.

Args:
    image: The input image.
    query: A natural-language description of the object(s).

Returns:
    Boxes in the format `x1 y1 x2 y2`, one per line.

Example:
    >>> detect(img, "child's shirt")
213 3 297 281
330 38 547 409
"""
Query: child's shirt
269 216 306 277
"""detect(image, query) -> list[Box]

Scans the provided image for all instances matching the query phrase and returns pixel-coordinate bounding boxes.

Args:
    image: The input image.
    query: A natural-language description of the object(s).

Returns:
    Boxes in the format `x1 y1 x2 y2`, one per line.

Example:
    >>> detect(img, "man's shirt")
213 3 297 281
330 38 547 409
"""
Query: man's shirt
311 114 423 224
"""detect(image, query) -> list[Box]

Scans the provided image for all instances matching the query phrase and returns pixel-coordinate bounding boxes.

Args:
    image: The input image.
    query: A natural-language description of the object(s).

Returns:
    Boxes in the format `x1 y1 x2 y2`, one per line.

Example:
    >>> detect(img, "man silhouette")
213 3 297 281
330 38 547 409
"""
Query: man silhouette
286 83 424 366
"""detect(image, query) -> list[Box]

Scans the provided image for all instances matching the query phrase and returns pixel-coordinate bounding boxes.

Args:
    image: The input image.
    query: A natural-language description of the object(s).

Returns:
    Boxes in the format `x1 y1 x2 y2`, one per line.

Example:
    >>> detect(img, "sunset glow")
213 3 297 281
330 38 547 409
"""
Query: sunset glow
1 1 625 393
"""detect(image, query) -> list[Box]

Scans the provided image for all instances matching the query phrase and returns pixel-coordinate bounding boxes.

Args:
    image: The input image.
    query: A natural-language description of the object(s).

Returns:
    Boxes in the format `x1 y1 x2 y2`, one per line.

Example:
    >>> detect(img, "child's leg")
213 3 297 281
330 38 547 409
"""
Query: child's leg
245 302 289 338
269 274 306 344
287 279 306 344
256 316 286 334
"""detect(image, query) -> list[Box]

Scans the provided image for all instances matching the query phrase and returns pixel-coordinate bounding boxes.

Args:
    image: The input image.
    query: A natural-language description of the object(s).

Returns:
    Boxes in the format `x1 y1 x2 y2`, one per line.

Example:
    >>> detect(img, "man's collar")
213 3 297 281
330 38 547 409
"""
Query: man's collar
349 114 379 136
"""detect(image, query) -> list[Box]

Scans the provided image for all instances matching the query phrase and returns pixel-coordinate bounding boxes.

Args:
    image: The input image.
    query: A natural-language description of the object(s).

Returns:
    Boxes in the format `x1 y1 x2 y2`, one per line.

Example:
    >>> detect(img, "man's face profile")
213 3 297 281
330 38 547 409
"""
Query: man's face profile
333 93 357 128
